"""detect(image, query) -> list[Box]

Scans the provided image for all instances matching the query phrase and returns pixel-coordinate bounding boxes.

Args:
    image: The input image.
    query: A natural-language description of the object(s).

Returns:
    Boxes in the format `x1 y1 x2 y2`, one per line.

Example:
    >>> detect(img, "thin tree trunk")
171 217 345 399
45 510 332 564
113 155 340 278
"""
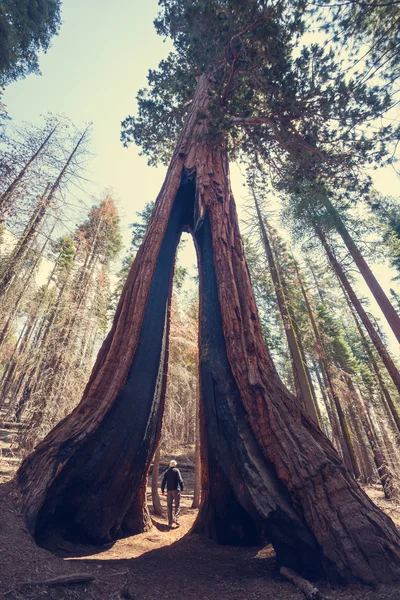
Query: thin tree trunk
0 128 87 299
347 401 376 484
252 191 319 424
294 260 360 477
0 184 51 296
151 446 163 516
17 75 400 584
7 274 71 420
311 359 335 440
346 375 394 498
321 194 400 343
0 219 56 344
340 278 400 433
0 125 58 217
315 224 400 396
192 381 201 509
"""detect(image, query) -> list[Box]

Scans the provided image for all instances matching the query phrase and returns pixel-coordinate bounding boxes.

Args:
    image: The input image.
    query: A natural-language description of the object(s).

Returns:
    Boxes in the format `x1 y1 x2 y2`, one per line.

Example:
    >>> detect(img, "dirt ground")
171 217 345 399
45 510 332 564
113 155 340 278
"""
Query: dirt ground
1 424 400 600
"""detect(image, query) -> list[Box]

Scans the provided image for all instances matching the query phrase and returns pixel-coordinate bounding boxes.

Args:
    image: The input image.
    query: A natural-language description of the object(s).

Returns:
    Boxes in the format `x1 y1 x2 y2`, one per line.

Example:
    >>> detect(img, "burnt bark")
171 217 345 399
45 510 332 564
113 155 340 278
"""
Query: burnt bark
17 75 400 584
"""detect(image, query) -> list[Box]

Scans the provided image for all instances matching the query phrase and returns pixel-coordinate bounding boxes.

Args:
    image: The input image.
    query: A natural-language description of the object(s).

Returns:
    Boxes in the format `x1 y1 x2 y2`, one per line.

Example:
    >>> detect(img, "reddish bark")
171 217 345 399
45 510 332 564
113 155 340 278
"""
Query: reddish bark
17 75 400 584
347 401 376 483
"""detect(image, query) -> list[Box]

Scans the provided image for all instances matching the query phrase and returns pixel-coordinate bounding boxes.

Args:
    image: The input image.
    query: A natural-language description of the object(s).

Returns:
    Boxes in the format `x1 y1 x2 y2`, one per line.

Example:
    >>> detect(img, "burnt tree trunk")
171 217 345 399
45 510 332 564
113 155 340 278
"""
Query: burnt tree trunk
17 75 400 584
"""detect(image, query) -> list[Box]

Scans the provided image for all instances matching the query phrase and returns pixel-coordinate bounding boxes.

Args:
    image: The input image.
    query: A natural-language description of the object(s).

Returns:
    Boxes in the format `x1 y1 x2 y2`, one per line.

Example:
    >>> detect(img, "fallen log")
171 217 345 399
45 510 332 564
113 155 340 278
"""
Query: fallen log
17 573 95 588
280 566 326 599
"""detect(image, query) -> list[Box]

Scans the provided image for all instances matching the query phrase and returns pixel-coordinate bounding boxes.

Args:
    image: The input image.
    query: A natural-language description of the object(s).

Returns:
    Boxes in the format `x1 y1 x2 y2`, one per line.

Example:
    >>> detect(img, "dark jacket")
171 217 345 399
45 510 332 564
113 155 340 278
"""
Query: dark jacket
161 467 184 492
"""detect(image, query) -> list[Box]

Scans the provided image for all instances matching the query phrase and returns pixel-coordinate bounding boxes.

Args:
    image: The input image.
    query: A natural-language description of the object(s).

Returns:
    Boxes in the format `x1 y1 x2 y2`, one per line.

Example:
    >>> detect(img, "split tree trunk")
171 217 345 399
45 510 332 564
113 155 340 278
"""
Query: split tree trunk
17 75 400 584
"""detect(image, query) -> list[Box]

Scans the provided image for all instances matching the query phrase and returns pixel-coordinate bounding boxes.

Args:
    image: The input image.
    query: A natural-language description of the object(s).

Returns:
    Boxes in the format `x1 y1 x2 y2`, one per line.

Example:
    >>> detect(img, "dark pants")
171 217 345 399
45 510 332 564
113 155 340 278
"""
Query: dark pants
167 490 181 525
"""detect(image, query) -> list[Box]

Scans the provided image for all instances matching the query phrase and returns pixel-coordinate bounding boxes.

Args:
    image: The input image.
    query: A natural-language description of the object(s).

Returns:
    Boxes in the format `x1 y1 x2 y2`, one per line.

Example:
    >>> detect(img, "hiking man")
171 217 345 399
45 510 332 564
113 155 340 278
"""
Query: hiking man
161 459 184 527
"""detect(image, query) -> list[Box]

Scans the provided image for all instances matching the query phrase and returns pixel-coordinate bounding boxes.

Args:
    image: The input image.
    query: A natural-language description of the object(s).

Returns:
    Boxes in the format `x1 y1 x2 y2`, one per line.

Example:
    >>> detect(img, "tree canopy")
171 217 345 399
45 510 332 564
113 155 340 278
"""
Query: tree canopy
121 0 395 189
0 0 62 85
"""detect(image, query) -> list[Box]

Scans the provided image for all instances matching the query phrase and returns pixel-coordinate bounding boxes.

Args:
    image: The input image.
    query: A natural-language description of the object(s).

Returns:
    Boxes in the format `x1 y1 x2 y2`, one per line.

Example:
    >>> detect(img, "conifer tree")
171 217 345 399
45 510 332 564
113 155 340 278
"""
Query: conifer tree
0 0 62 85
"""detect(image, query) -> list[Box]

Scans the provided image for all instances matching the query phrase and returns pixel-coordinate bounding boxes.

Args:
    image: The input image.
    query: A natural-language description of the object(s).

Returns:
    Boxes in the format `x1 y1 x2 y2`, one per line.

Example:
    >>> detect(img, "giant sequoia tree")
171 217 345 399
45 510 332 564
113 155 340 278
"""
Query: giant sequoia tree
18 1 400 585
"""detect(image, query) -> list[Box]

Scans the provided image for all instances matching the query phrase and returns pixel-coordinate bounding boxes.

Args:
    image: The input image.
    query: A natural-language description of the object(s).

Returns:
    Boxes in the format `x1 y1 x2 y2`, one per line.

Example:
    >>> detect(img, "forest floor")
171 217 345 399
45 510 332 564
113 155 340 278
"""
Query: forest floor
1 423 400 600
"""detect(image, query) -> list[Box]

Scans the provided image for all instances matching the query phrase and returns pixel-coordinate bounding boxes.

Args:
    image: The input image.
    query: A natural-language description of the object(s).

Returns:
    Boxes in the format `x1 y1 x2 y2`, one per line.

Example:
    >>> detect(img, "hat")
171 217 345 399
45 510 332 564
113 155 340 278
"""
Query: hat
169 459 177 467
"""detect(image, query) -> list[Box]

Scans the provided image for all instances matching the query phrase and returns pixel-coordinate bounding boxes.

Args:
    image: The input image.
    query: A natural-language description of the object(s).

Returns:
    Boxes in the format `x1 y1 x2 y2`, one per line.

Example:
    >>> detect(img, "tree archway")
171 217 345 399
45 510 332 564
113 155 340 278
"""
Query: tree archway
17 75 400 585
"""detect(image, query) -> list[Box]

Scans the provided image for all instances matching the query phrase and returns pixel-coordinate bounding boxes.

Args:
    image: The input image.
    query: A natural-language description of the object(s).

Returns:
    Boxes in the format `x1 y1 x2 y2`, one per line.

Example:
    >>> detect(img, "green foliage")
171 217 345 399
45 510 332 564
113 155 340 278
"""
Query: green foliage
51 235 76 275
317 0 400 87
390 288 400 313
366 193 400 277
121 0 306 165
129 201 155 251
0 0 62 85
317 302 359 374
122 0 394 185
173 263 188 291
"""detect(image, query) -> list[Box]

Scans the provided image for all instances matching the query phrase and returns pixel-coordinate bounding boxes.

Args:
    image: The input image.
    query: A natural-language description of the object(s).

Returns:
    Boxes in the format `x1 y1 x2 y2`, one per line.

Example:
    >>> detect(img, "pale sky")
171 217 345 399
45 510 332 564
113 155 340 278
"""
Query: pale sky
3 0 399 356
